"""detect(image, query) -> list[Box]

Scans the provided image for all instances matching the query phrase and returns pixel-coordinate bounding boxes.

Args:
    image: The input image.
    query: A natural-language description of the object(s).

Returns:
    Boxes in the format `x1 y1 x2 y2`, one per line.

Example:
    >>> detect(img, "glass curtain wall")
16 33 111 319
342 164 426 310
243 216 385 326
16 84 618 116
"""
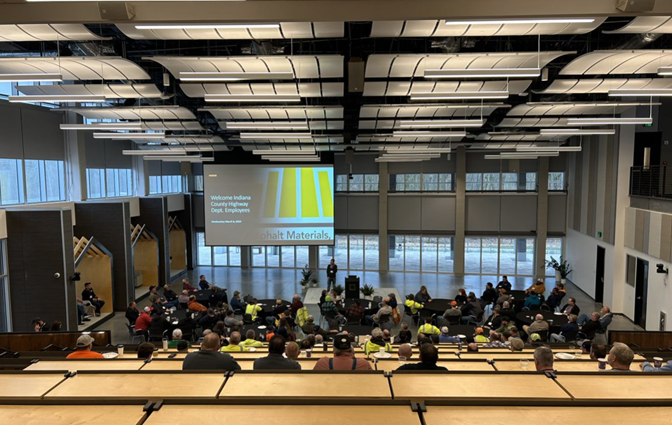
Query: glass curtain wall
464 236 536 276
389 235 454 273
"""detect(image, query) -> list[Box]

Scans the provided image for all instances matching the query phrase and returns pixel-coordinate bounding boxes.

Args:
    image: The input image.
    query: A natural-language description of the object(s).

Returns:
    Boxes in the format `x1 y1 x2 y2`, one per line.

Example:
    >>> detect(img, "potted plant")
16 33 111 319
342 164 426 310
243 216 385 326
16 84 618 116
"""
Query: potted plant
311 277 319 288
333 284 344 301
556 256 572 284
299 265 312 293
360 284 375 299
544 257 561 281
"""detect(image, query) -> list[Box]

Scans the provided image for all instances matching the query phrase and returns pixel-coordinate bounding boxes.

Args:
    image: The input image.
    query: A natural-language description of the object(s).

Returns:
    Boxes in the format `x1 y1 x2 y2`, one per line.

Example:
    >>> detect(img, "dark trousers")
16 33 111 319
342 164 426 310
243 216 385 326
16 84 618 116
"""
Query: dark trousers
90 300 105 314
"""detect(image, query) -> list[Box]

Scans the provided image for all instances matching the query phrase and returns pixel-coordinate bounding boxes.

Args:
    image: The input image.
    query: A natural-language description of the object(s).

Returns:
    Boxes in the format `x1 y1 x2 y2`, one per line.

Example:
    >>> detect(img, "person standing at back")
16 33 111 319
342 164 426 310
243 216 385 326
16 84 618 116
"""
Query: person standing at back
314 334 372 370
326 259 338 292
183 333 240 371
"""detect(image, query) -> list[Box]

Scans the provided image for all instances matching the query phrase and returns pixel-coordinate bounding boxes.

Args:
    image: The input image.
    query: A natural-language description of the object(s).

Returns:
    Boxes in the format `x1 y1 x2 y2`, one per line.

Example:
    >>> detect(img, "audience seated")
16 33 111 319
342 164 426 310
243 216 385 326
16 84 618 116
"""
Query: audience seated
524 292 541 310
580 312 602 339
641 358 672 372
590 343 608 360
418 317 441 336
224 310 243 328
81 282 105 316
499 301 515 320
394 323 413 344
198 308 218 330
137 342 155 360
187 295 208 313
253 335 301 370
415 286 433 304
481 282 498 305
404 294 424 315
509 338 525 352
221 331 248 352
125 301 139 326
245 298 263 323
397 344 447 371
66 335 104 359
178 290 190 306
49 321 62 331
496 289 512 307
285 341 301 360
560 297 580 316
438 326 460 343
608 342 635 371
32 317 48 332
240 329 264 348
134 307 152 338
460 294 483 324
523 314 549 336
182 278 197 293
148 285 166 308
314 334 372 370
183 333 240 371
398 343 413 361
290 294 304 314
230 291 246 312
496 276 512 293
163 284 179 309
454 288 468 305
148 311 169 342
265 298 286 326
534 346 555 372
168 329 191 349
525 279 546 296
484 307 502 330
365 299 393 330
364 328 392 356
438 301 462 326
545 288 562 310
176 340 189 352
474 327 490 343
345 300 365 324
550 314 579 342
483 332 507 348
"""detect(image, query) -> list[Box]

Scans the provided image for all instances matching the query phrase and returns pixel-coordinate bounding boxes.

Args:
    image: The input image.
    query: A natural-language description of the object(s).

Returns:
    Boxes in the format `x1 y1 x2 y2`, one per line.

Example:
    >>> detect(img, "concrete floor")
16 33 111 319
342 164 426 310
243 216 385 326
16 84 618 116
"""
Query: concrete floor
96 266 641 345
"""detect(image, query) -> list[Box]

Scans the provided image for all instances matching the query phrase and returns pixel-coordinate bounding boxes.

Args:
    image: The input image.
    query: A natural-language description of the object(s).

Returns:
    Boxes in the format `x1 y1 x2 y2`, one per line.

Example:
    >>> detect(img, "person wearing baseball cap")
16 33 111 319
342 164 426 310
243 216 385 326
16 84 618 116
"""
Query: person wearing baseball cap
313 333 372 371
66 334 104 359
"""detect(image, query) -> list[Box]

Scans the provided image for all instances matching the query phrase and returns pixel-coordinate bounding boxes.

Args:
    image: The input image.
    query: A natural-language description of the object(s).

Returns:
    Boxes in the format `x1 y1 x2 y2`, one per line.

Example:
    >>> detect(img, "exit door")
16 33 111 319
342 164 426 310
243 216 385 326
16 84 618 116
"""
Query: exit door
595 246 605 304
635 258 649 328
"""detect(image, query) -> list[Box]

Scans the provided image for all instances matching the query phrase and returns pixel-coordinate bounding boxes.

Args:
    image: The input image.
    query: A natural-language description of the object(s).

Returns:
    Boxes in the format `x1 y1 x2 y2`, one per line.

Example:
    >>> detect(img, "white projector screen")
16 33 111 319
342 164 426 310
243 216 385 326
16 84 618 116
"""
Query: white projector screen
204 164 335 246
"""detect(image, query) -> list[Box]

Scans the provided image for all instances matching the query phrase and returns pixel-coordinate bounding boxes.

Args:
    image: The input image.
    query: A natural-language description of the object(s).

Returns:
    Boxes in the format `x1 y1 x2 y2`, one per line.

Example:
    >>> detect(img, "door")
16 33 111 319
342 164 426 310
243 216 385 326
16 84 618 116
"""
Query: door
595 246 605 304
635 258 649 328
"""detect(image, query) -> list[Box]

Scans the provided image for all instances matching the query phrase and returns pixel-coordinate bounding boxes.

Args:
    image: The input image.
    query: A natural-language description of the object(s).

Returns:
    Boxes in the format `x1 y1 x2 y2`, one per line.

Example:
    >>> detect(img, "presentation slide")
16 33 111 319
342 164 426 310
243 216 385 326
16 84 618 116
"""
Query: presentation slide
204 164 335 246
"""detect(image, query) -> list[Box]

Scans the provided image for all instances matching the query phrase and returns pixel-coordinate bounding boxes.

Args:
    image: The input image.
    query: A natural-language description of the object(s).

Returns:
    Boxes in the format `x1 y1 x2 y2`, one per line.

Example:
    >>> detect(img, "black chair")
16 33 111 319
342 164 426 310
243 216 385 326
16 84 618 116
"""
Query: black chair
243 314 254 325
126 324 145 344
403 305 419 326
179 302 188 310
535 330 549 342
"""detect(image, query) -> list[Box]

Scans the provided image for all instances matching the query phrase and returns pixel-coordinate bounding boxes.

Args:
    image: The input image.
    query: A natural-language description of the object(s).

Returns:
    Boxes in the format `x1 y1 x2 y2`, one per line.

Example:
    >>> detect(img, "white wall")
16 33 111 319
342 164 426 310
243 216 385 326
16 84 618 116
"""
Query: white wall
624 247 671 330
565 228 615 304
0 210 6 239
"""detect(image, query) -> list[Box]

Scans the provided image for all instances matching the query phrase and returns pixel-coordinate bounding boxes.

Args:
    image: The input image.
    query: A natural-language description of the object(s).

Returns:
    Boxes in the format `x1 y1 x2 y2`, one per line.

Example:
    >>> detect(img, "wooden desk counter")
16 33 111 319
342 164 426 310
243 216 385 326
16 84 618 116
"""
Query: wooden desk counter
423 406 672 425
0 405 146 425
45 373 226 400
494 360 645 372
375 360 495 372
558 374 672 401
0 373 66 399
221 373 392 400
391 373 569 401
24 360 145 372
145 405 420 425
140 360 183 371
456 353 534 360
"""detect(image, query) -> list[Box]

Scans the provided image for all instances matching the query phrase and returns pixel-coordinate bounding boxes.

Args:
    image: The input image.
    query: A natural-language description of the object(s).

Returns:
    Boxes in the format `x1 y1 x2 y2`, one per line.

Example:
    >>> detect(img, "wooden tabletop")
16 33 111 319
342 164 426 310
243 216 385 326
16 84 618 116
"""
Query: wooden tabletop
25 360 145 372
140 361 183 371
0 374 66 399
423 406 672 425
558 374 672 401
494 360 646 372
220 373 392 399
0 405 146 425
144 405 420 425
45 373 226 400
391 373 570 401
375 360 495 372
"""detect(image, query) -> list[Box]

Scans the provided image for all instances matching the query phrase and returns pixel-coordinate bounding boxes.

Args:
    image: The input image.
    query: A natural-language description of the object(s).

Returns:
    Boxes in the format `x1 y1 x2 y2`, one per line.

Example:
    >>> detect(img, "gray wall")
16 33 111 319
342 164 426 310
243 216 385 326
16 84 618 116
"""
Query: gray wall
84 137 133 169
0 101 65 160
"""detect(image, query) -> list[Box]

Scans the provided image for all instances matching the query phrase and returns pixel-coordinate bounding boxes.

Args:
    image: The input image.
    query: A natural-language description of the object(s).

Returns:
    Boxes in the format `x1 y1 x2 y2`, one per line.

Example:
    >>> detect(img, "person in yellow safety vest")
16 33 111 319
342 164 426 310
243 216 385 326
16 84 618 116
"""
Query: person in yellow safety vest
220 331 250 352
239 329 264 348
404 294 424 315
417 317 441 336
364 327 393 356
474 327 490 343
245 298 263 322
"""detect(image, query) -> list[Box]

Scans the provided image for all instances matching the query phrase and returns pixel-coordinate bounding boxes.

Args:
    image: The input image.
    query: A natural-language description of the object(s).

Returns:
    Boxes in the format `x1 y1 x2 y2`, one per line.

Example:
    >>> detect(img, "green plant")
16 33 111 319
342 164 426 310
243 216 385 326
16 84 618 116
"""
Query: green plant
300 264 312 287
333 284 344 296
360 284 375 296
546 256 572 279
544 257 560 271
310 277 319 285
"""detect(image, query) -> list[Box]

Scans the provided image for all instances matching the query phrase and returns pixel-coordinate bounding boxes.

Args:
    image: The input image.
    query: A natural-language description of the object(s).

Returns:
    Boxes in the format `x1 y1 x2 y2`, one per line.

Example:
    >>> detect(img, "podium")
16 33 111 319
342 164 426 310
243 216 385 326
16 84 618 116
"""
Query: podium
345 275 360 299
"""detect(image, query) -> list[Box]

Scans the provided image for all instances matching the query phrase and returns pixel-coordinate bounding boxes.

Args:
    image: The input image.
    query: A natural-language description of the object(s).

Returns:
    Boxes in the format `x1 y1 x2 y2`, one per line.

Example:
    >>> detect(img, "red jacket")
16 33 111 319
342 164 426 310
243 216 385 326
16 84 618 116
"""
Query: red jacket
135 312 152 331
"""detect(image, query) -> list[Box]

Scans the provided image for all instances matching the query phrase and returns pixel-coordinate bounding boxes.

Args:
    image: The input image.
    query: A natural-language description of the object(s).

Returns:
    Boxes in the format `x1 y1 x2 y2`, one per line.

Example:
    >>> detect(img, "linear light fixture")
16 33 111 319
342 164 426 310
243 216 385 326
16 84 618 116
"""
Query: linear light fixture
225 121 309 130
375 157 426 163
423 68 540 79
497 152 560 157
0 73 63 82
123 149 187 155
608 89 672 97
539 129 616 136
410 91 509 101
144 156 214 162
391 131 467 138
179 71 293 81
516 146 582 152
398 119 484 128
61 123 143 131
658 67 672 76
93 132 166 140
382 153 441 159
204 94 301 103
444 18 595 25
240 132 313 139
485 155 541 160
253 150 316 155
136 23 278 30
28 0 245 2
384 148 452 154
184 146 216 152
566 117 653 126
9 95 106 103
262 156 320 162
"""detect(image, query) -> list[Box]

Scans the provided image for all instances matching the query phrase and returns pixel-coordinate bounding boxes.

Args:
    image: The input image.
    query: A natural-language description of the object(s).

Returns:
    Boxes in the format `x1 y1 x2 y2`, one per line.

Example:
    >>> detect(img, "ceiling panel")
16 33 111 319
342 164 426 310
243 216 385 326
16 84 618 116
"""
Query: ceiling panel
0 57 150 81
0 24 109 41
363 80 531 96
145 55 344 79
180 82 343 98
201 106 343 120
535 78 672 94
604 17 672 34
475 134 571 141
506 102 653 116
218 120 344 131
16 83 166 99
142 121 204 131
559 50 672 75
116 22 344 40
365 52 573 78
359 103 507 118
370 19 606 37
67 106 196 120
496 118 569 128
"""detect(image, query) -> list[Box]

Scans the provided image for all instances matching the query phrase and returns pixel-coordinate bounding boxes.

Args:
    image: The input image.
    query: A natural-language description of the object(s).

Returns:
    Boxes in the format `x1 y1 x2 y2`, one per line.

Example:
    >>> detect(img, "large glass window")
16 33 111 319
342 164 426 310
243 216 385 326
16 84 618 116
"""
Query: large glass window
335 174 379 192
464 237 536 276
349 235 364 270
502 173 518 191
25 160 65 203
149 175 183 194
549 172 565 191
422 173 453 191
87 168 132 199
389 235 454 273
545 238 564 276
320 235 379 271
438 237 454 273
483 173 500 191
364 235 379 270
467 172 537 192
194 175 204 192
526 173 537 191
195 232 242 267
421 237 438 272
197 233 212 266
281 246 296 268
0 159 24 205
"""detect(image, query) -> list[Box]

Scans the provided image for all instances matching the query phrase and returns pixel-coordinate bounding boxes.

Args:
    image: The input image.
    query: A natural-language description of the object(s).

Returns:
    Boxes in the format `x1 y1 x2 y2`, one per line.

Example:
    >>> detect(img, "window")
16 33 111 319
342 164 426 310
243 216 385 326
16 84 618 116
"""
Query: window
464 237 535 276
466 173 482 191
526 173 537 191
149 175 183 194
392 174 450 192
502 173 518 191
482 173 500 191
422 173 453 191
545 238 564 276
549 172 565 191
194 175 204 192
319 234 379 271
196 232 242 267
0 159 24 205
335 174 378 192
87 168 133 199
24 160 65 203
389 235 454 273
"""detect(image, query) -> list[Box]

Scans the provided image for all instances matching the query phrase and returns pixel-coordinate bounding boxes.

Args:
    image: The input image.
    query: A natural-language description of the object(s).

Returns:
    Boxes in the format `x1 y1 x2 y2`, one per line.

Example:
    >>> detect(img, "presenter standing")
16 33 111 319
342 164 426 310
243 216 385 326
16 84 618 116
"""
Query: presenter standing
326 259 338 292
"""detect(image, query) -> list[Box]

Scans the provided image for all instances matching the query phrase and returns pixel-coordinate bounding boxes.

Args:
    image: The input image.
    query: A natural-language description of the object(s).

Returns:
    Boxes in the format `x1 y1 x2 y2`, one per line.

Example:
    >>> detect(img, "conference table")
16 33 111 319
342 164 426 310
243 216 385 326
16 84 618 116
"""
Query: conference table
341 298 378 316
0 405 147 425
256 299 292 314
420 298 453 316
508 290 527 311
516 310 569 334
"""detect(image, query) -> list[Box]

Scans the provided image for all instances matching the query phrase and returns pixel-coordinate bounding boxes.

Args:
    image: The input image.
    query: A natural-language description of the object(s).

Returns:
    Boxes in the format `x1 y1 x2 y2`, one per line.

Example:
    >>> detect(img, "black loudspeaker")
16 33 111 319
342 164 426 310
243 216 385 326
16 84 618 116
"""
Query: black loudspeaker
98 2 135 20
616 0 655 12
348 58 365 93
345 275 360 299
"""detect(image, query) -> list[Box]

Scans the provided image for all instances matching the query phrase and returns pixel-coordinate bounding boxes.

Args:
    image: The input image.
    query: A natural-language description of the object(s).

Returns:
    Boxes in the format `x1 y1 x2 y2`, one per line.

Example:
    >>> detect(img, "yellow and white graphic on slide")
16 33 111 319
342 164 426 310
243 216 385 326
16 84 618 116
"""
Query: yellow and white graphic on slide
262 167 333 221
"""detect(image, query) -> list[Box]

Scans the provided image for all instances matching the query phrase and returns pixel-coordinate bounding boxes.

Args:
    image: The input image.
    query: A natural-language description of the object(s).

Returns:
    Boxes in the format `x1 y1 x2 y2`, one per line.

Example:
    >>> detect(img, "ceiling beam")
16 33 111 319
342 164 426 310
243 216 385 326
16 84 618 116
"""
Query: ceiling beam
1 0 671 25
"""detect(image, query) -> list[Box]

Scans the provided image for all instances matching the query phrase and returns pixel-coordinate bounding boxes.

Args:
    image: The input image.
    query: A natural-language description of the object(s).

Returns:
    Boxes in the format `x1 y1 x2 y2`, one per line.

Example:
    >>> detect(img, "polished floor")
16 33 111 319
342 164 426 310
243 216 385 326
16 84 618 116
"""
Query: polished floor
96 266 640 345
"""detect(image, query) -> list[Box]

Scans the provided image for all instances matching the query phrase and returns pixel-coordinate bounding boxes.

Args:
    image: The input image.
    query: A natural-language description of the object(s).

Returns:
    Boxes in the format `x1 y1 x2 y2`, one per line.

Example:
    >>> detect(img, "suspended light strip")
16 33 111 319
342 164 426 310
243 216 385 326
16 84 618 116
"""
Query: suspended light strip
62 123 143 131
658 67 672 76
609 89 672 97
375 158 427 163
398 119 484 128
566 117 652 126
539 129 616 136
384 148 452 154
410 91 509 100
252 150 316 155
240 132 313 139
517 146 582 152
0 73 62 82
391 131 467 138
444 18 595 25
262 156 320 162
204 94 301 103
144 156 215 162
179 71 293 81
9 95 106 103
93 132 166 140
28 0 245 2
382 153 441 159
123 149 187 155
485 155 541 160
498 152 560 157
423 68 540 79
135 23 278 30
225 121 309 130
